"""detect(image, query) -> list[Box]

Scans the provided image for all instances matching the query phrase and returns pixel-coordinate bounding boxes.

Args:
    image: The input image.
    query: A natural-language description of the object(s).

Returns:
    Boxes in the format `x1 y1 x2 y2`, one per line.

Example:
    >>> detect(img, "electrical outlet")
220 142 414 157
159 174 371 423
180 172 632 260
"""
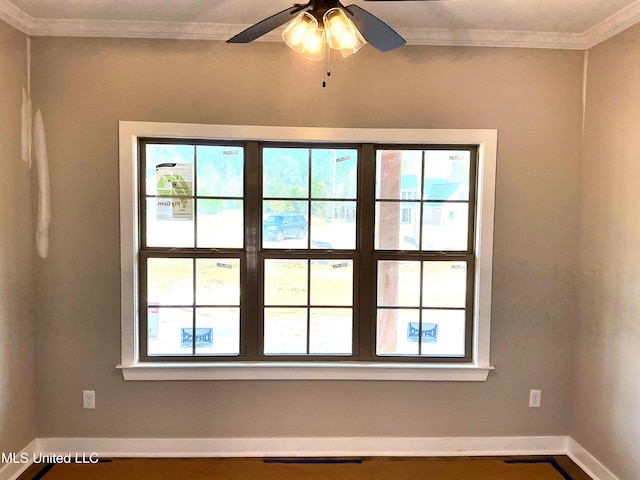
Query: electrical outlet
529 389 542 408
83 390 95 409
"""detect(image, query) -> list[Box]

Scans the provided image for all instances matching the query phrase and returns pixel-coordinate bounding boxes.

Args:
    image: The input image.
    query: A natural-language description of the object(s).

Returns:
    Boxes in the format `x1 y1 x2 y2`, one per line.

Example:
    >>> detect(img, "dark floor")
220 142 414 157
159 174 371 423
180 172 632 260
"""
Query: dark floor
18 455 592 480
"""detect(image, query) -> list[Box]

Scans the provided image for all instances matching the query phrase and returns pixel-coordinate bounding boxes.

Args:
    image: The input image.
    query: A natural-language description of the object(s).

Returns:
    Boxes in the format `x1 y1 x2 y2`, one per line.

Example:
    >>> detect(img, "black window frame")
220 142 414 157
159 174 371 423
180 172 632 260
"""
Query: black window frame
137 138 478 363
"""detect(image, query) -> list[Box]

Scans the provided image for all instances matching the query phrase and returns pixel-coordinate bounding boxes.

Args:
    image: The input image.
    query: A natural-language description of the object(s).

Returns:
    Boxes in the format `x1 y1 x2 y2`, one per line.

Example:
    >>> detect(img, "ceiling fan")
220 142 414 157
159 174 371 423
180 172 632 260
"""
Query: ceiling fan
227 0 441 54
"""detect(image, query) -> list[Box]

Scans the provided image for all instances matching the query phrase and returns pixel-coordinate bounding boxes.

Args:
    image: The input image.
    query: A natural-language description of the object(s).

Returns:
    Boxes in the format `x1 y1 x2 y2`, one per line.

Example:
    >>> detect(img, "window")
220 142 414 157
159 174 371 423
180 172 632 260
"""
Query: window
261 146 358 357
119 123 497 381
374 148 475 358
141 143 245 358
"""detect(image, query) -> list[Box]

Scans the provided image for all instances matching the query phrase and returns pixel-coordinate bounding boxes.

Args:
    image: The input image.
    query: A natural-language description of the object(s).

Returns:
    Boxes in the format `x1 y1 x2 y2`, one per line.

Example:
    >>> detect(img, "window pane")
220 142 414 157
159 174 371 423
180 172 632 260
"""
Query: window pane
310 260 353 306
197 199 243 248
374 202 420 250
376 309 420 356
196 145 243 197
147 258 193 306
195 308 240 355
309 308 352 355
424 150 470 201
262 201 308 249
146 198 194 248
422 203 469 251
145 144 194 196
264 308 307 355
423 261 467 308
196 259 240 306
311 149 357 199
310 201 356 249
147 307 193 355
420 309 466 357
375 150 422 200
264 259 308 306
263 148 309 198
377 260 420 307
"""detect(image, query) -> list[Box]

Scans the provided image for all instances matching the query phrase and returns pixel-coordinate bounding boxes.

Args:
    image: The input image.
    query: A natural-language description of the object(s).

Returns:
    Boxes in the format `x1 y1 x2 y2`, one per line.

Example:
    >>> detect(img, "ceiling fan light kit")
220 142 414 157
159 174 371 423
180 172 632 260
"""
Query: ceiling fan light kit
227 0 415 86
282 7 365 61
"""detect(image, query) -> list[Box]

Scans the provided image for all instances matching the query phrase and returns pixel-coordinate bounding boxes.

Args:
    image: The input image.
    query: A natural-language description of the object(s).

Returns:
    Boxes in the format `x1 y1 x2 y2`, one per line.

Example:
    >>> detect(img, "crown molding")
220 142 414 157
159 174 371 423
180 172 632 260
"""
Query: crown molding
581 0 640 48
27 18 244 40
0 0 33 32
398 27 586 50
2 0 640 50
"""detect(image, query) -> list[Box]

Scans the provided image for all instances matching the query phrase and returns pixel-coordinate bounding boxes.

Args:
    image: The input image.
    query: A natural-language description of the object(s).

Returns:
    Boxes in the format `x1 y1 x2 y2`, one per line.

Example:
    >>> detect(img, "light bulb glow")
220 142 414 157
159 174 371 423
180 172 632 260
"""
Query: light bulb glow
282 12 318 53
324 9 356 49
302 27 325 61
289 23 310 46
323 8 366 57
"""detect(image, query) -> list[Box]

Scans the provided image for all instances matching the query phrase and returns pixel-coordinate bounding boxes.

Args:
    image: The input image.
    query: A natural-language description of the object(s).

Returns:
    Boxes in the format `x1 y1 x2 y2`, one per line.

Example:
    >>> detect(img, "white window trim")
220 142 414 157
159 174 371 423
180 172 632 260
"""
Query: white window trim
118 122 497 381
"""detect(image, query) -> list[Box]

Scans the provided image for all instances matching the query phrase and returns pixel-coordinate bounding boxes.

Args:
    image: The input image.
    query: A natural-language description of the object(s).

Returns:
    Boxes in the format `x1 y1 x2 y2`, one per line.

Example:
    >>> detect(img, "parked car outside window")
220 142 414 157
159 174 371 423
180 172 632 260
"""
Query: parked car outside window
263 214 308 241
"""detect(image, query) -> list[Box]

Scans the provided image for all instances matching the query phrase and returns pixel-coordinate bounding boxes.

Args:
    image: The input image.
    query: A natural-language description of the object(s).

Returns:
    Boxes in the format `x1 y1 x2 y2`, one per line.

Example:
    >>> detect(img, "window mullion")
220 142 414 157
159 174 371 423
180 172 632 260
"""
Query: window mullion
193 145 198 248
358 144 375 359
468 146 479 254
192 146 198 355
139 250 149 361
306 149 312 353
192 257 196 355
243 141 261 359
306 258 311 354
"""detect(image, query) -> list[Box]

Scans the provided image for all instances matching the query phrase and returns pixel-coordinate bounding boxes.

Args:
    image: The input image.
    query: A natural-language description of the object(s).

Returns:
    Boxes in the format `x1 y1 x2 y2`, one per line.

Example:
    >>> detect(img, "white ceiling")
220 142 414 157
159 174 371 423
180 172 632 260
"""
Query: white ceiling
2 0 640 49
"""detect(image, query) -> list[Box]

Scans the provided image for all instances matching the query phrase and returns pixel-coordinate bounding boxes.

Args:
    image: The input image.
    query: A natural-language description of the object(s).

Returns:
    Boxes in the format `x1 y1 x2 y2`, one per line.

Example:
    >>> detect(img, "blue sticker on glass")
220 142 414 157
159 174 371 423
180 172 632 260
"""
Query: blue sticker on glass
148 303 159 340
181 328 213 348
407 322 438 343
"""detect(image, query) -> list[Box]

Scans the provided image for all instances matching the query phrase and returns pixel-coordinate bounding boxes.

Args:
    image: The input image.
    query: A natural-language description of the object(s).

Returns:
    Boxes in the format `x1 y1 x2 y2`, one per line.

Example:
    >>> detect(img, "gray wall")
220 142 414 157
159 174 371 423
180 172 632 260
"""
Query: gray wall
31 37 583 439
6 15 640 476
572 22 640 480
0 21 36 459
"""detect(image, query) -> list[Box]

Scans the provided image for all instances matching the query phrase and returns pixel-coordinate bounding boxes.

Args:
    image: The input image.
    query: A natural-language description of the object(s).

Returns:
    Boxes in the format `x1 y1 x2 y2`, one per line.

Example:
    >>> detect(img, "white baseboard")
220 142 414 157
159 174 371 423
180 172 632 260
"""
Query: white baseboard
567 438 620 480
0 439 37 480
37 435 569 459
2 436 620 480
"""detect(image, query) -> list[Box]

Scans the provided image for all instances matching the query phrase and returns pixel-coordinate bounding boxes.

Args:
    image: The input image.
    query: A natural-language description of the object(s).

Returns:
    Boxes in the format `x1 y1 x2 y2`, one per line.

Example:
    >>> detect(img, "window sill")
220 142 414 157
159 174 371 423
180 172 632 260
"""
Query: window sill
117 362 494 381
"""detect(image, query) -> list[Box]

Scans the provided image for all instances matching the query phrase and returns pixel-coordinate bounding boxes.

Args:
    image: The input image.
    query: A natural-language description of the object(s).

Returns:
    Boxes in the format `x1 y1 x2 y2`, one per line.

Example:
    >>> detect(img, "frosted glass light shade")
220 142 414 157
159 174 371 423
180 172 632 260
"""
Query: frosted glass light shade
282 12 318 54
282 11 325 61
302 27 325 61
323 8 365 57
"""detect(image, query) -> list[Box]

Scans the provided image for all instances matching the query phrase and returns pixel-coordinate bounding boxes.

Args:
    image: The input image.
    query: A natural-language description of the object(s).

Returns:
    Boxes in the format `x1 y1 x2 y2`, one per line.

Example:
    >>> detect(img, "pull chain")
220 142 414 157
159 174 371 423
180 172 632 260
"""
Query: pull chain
322 34 331 88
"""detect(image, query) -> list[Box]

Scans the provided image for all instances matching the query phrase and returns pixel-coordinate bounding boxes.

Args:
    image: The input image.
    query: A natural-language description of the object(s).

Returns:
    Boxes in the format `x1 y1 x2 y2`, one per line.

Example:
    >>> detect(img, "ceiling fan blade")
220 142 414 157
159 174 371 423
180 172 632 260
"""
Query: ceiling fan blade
344 4 406 52
227 5 305 43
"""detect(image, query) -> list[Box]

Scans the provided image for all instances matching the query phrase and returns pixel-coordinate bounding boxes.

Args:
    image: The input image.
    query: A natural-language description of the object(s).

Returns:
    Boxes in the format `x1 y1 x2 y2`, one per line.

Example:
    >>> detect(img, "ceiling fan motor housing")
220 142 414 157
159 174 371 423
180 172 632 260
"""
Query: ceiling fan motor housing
302 0 350 24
